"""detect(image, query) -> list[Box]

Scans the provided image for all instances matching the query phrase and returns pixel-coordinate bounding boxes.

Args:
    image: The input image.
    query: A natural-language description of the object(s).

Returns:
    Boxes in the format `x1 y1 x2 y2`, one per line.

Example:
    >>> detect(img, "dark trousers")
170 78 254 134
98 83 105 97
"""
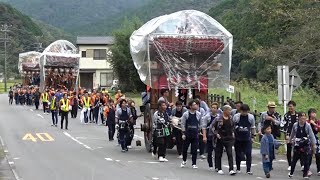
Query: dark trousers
152 133 158 155
183 134 199 165
71 105 77 118
108 123 115 140
84 110 88 123
15 97 19 105
35 100 39 110
235 140 252 172
287 143 304 167
199 134 205 155
61 111 69 129
51 110 58 125
207 138 216 168
93 108 99 123
215 139 234 171
290 150 310 177
157 137 168 158
126 124 134 146
89 107 93 122
119 129 129 150
9 97 13 105
308 153 320 172
43 102 48 113
173 128 183 155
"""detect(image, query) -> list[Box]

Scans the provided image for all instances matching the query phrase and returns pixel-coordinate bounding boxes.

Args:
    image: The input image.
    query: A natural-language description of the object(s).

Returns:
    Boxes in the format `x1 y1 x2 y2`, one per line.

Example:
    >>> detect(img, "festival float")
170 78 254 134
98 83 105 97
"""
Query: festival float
39 40 80 91
130 10 233 152
18 51 41 86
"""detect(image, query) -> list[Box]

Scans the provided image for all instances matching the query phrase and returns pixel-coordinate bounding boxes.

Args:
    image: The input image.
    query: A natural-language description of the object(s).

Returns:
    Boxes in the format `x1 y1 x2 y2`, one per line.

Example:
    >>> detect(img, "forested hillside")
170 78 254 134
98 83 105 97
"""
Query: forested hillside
209 0 320 89
0 3 71 77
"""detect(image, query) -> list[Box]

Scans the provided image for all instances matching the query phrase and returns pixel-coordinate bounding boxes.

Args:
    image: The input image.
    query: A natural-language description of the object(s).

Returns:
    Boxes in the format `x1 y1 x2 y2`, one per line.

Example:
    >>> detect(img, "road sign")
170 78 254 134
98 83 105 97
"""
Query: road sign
226 85 235 93
278 66 290 114
289 68 302 91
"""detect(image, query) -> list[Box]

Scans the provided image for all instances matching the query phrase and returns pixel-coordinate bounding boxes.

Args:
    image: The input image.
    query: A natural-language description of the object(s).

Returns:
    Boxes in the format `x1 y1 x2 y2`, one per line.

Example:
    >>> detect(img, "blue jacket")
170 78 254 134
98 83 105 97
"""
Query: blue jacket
260 134 280 162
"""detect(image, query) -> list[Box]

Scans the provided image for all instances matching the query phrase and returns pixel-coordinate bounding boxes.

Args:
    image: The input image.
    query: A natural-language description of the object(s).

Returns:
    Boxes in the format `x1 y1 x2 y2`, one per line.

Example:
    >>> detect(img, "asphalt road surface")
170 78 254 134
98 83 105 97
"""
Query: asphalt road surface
0 94 318 180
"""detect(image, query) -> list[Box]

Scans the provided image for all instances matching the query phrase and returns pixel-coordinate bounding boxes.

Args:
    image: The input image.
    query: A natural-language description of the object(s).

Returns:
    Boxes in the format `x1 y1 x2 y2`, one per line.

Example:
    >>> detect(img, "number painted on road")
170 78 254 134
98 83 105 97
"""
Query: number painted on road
22 133 54 142
22 133 37 142
36 133 54 141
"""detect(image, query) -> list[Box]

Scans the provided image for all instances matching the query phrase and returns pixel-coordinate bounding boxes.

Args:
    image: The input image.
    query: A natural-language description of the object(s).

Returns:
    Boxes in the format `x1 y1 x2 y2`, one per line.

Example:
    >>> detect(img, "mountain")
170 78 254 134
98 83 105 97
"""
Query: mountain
0 0 221 35
0 0 152 33
72 0 222 35
0 3 71 76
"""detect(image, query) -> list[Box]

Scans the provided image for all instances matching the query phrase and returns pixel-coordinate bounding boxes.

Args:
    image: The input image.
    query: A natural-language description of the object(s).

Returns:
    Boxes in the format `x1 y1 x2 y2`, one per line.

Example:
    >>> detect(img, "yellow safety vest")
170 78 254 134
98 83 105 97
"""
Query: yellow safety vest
50 97 56 110
60 99 69 112
42 93 48 102
83 97 90 108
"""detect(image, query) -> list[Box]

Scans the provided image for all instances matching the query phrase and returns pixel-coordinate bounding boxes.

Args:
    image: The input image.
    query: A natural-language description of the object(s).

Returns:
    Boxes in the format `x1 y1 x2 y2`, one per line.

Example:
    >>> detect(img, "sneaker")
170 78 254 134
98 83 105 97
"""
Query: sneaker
229 170 236 175
163 158 168 162
127 146 132 149
209 167 214 171
247 172 253 175
215 168 219 172
181 161 186 168
218 170 224 175
266 173 270 178
288 173 293 178
304 177 309 179
317 171 320 176
192 165 198 169
288 166 291 171
301 166 304 171
177 155 183 159
121 149 126 153
200 155 206 159
152 152 157 159
236 170 241 174
159 156 165 162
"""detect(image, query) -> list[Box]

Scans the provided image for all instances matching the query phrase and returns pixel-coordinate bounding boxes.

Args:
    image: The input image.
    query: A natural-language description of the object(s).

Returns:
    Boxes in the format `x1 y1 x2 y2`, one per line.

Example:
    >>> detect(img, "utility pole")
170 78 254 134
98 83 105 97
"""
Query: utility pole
0 24 11 92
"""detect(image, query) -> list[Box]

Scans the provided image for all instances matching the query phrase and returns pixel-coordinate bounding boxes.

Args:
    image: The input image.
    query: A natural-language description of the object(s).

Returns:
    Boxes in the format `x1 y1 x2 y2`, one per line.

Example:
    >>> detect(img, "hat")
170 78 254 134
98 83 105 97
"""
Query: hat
267 101 277 108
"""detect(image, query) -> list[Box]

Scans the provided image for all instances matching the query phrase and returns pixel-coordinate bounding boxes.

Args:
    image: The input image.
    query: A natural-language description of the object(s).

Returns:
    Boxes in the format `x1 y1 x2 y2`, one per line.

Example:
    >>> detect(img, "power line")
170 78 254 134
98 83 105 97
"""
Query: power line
0 23 12 92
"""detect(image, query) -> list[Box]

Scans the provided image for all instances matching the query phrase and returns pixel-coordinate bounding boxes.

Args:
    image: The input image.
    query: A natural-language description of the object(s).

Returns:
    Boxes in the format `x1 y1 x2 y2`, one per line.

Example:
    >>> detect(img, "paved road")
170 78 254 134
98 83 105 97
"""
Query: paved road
0 94 318 180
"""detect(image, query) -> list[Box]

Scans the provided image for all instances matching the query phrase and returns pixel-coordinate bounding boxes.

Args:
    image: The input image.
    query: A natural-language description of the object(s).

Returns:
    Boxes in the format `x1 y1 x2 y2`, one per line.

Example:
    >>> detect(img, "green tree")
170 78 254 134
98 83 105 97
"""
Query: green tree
110 17 145 92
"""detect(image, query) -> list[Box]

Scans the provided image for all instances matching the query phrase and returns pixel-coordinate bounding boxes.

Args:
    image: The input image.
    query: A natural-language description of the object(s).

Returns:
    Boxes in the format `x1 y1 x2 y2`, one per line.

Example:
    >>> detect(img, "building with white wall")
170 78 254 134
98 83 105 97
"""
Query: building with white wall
76 36 114 90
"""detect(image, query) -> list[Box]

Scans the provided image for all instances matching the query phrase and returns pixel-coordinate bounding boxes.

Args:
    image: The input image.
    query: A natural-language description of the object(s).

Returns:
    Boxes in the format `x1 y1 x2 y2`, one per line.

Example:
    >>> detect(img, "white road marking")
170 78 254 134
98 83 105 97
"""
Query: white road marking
8 161 14 165
13 157 20 160
115 160 120 162
0 136 4 146
4 150 8 153
256 177 263 179
277 159 287 162
29 109 33 112
75 137 106 140
105 158 113 161
134 134 144 140
127 161 160 164
63 132 93 150
152 177 159 180
37 114 44 118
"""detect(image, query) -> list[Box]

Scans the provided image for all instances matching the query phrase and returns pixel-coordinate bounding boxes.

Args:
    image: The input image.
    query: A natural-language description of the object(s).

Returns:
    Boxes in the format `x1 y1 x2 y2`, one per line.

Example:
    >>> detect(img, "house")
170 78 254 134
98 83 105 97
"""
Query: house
77 36 115 90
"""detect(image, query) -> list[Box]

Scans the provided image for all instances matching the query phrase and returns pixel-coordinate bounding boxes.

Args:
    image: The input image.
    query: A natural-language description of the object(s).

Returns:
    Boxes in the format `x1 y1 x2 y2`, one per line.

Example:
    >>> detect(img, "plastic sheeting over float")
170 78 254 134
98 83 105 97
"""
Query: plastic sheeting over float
39 40 80 90
130 10 233 91
18 51 41 75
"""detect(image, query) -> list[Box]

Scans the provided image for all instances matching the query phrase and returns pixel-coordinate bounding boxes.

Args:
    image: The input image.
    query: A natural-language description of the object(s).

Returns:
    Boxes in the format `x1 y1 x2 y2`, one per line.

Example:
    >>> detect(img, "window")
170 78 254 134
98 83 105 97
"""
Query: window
81 51 86 57
93 49 106 60
100 73 113 87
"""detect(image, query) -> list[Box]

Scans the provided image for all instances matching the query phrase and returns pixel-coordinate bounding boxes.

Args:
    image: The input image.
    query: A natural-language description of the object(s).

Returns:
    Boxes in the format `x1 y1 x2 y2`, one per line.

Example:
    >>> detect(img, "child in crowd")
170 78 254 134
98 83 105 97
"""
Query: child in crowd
260 125 281 178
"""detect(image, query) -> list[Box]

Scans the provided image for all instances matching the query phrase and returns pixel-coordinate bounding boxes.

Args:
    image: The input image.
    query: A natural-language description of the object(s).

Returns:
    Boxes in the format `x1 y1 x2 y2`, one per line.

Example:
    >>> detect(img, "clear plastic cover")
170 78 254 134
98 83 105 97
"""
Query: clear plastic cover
130 10 233 91
39 40 80 90
18 51 41 75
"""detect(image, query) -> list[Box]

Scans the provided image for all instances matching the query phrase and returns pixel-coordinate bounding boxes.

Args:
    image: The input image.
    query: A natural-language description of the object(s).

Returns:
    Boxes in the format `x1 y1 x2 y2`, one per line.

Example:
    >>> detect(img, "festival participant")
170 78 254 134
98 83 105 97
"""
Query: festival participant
105 100 116 141
233 104 256 175
59 93 70 130
115 99 132 152
289 112 316 179
283 101 299 171
260 125 281 178
69 92 78 118
50 92 58 127
41 89 50 114
258 102 281 139
214 105 236 175
171 101 188 158
8 87 13 105
80 92 91 124
158 89 174 116
127 100 138 149
307 108 320 176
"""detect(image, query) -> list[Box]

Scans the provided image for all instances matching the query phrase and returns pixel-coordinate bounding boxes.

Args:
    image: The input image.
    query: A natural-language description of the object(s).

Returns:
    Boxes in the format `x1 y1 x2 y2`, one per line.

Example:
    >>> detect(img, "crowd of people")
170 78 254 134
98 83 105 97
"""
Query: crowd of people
151 89 320 179
8 86 320 179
